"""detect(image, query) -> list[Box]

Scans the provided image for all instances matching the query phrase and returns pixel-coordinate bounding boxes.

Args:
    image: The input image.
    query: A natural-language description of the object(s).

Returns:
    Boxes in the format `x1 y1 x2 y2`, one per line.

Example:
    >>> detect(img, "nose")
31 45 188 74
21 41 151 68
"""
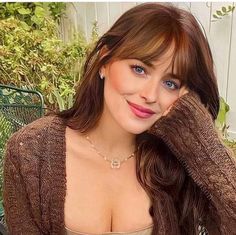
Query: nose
139 79 159 103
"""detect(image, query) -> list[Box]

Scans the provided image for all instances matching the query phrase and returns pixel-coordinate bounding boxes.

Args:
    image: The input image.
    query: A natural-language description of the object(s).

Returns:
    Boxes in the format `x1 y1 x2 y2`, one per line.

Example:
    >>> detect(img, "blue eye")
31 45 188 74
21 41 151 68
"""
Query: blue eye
131 64 146 75
164 80 180 90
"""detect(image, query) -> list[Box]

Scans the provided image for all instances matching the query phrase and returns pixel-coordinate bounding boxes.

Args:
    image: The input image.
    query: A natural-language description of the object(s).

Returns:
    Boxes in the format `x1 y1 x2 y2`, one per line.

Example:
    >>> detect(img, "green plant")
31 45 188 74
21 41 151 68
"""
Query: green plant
212 5 235 21
215 97 236 154
48 2 66 23
0 2 66 27
215 96 230 138
91 20 99 42
0 2 99 111
0 16 92 111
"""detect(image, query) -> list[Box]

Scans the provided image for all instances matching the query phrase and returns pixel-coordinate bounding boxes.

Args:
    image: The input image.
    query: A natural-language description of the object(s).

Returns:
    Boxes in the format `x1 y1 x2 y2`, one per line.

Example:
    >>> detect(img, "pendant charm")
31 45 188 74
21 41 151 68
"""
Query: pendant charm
111 159 121 169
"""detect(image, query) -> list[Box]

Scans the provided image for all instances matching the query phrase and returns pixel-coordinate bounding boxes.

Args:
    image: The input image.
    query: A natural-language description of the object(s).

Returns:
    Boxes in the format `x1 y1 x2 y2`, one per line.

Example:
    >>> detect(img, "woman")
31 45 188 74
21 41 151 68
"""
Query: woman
3 3 236 235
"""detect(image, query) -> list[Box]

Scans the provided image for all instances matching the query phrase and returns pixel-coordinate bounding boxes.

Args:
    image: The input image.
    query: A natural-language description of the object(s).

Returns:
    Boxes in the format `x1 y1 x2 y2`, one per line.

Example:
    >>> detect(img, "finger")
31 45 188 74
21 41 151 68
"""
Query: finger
162 87 190 117
163 87 189 116
162 104 173 116
179 86 189 98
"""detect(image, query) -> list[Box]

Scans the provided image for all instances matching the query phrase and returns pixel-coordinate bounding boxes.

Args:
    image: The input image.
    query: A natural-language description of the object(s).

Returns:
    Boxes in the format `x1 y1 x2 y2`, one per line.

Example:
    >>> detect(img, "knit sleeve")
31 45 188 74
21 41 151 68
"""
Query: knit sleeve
147 91 236 235
3 132 41 235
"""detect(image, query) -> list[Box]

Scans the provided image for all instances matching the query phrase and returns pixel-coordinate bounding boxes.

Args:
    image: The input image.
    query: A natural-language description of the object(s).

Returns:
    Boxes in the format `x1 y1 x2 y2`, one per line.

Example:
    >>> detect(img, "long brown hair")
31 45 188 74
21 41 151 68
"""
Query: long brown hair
58 3 220 234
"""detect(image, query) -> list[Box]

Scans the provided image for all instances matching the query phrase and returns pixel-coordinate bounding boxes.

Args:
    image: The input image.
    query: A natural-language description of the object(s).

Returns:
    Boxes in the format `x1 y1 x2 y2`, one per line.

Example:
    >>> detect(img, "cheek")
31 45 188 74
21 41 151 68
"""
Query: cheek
159 89 180 111
107 66 134 94
108 76 124 93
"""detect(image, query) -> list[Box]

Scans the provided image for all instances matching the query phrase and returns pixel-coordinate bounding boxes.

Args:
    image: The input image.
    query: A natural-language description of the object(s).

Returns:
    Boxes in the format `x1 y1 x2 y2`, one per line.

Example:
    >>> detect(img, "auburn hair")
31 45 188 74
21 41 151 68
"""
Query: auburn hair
57 3 220 234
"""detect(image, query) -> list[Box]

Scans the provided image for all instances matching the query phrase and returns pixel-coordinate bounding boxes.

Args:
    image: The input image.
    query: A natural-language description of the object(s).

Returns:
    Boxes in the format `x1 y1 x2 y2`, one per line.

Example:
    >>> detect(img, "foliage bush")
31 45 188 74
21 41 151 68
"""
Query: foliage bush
0 2 66 27
0 2 96 111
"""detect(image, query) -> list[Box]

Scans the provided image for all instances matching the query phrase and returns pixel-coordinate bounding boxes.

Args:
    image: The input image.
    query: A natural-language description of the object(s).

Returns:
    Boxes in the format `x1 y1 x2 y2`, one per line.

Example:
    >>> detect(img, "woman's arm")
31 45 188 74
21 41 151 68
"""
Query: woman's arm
3 132 41 235
147 91 236 235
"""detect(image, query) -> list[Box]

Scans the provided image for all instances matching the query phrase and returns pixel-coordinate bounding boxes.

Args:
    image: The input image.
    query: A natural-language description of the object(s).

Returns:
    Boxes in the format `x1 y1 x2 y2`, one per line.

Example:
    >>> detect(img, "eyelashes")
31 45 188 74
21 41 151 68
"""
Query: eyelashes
130 64 146 75
165 80 180 90
130 64 180 90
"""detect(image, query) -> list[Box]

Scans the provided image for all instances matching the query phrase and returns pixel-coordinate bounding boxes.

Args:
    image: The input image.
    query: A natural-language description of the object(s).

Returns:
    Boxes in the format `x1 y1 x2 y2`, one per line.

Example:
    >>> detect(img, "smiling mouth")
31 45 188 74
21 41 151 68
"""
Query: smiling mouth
127 101 155 119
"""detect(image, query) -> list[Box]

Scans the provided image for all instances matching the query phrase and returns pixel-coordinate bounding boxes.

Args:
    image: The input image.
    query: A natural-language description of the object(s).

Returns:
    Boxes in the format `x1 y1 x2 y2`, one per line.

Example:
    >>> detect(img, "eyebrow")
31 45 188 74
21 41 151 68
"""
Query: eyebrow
141 60 155 69
140 60 182 81
164 73 182 81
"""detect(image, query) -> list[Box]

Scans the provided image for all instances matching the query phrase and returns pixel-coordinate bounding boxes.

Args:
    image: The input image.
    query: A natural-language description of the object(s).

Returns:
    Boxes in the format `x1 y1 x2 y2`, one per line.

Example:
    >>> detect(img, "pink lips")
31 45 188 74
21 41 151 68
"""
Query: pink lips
127 101 155 118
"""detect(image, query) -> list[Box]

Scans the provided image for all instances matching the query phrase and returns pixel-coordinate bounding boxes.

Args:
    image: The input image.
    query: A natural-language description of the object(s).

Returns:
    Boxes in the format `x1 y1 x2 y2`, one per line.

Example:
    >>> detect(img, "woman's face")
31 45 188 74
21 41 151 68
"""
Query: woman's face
101 47 182 134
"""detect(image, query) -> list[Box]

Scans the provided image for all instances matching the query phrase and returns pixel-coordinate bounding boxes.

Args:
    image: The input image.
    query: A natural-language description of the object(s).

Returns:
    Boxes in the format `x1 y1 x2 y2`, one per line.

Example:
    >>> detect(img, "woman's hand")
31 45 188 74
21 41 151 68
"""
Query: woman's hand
162 86 189 117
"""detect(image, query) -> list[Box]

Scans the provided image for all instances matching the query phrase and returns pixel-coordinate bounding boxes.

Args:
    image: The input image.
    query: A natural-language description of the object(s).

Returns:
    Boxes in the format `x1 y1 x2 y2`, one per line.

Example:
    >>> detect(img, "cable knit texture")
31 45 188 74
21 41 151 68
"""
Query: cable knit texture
3 91 236 235
148 91 236 235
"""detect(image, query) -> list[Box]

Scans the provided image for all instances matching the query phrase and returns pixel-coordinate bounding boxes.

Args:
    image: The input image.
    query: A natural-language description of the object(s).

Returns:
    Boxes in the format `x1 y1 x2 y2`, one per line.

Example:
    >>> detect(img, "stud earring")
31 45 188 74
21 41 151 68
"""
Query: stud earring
99 72 105 80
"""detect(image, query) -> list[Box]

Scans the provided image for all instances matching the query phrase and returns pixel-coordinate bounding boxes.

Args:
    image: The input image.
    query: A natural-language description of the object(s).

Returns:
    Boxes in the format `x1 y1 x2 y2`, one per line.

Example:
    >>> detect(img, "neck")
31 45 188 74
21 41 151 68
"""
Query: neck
85 106 137 161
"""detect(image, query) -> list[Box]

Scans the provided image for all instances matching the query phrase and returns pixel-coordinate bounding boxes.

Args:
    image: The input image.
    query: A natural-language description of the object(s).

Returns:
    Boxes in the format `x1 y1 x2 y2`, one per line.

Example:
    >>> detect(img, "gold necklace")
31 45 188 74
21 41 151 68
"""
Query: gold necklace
85 135 136 169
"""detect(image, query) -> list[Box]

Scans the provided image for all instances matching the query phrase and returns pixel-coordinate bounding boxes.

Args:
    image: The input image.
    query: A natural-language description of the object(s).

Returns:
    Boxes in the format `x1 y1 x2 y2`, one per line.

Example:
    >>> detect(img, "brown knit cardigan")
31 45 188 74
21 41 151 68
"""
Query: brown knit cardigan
3 91 236 235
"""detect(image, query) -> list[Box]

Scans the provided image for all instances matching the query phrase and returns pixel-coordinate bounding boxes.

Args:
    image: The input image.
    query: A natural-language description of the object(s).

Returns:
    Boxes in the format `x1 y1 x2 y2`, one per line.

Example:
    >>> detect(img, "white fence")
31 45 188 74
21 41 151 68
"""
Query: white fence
61 2 236 139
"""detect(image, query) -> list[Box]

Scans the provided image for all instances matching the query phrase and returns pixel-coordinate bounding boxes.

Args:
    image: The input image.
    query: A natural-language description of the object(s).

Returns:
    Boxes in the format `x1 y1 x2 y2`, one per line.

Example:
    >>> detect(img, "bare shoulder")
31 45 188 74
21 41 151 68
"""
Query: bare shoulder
65 126 89 155
66 126 85 142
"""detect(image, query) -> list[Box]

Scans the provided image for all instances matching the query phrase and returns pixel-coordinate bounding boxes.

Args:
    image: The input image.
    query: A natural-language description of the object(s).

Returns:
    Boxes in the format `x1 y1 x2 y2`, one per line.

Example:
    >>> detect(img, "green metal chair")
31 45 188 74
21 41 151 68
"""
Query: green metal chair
0 84 44 235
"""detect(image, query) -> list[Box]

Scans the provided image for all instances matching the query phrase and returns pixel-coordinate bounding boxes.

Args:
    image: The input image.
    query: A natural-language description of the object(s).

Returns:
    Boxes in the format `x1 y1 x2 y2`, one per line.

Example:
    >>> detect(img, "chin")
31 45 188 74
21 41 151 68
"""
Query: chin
120 121 153 135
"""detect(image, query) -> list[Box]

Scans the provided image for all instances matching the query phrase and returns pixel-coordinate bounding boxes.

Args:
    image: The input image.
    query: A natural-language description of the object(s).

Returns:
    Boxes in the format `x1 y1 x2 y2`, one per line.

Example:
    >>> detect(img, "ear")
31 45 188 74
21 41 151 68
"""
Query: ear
99 65 106 79
99 45 110 77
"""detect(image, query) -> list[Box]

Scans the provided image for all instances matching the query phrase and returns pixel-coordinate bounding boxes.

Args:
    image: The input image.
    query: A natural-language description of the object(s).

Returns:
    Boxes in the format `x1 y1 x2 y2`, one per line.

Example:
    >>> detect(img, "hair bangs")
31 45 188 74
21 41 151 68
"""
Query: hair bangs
172 32 194 87
114 28 178 69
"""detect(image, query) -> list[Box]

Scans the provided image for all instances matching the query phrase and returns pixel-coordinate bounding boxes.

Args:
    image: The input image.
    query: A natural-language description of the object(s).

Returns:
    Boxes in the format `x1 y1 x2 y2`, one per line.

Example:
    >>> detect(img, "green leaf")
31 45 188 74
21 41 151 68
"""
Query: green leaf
67 93 74 109
34 2 43 6
41 65 47 72
213 14 220 19
17 7 31 15
48 93 54 104
216 97 230 127
52 89 65 111
20 21 30 31
232 6 235 12
34 6 45 18
5 2 18 15
39 77 49 90
222 7 227 13
228 5 232 10
225 102 230 112
31 15 43 25
216 10 223 16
